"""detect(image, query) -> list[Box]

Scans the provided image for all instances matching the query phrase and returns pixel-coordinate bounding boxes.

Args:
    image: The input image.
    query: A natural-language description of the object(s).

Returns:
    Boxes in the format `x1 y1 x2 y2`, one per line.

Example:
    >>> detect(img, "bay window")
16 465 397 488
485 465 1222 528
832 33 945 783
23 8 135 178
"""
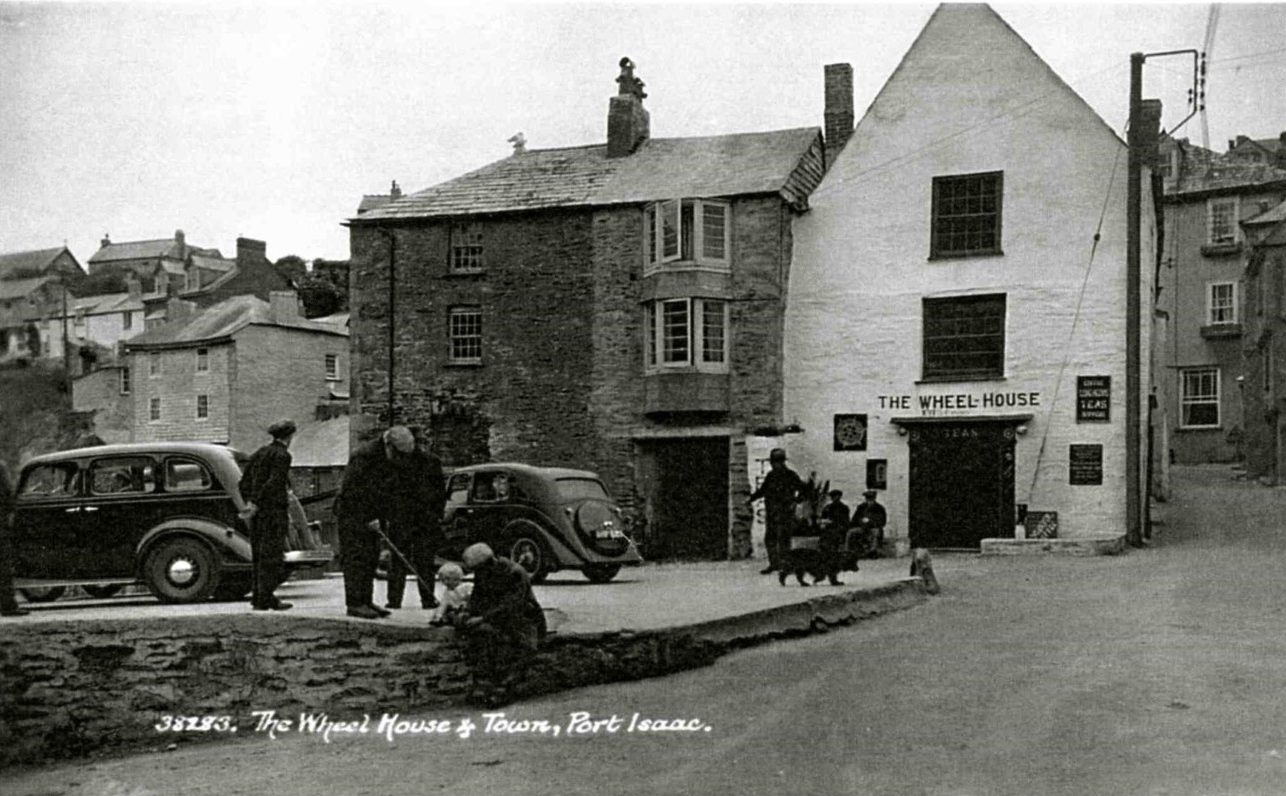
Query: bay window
644 199 730 270
644 298 728 371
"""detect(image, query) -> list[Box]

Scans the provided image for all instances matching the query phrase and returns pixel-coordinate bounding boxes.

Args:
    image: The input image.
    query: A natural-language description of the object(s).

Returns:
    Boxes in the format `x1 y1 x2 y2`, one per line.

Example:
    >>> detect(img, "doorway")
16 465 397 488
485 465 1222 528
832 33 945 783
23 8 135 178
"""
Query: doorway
907 422 1016 549
636 437 729 560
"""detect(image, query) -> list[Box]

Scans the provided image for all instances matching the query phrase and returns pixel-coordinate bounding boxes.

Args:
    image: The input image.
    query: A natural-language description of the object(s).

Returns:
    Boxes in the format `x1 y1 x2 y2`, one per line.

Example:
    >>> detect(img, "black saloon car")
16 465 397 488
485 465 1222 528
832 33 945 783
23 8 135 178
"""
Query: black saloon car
441 463 642 583
10 442 332 603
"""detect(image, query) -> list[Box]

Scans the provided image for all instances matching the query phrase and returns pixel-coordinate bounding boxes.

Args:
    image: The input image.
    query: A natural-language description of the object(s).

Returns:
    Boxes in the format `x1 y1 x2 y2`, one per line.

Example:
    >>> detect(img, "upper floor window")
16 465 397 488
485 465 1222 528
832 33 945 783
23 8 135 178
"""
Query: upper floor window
148 351 161 377
119 367 131 395
448 307 482 364
931 171 1003 259
325 353 340 380
1208 197 1239 245
196 347 209 372
122 311 132 330
196 394 209 420
1207 282 1238 325
450 222 484 273
73 310 86 336
149 397 161 422
922 294 1006 381
644 298 728 372
1180 367 1220 428
644 199 730 270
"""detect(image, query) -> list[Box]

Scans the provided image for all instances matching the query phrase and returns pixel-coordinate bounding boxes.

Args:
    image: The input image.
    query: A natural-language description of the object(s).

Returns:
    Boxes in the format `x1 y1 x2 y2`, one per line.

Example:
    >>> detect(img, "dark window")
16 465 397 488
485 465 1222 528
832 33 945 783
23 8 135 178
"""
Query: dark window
450 223 483 273
448 307 482 363
165 458 213 493
89 456 157 496
931 172 1003 258
18 463 79 499
922 294 1006 381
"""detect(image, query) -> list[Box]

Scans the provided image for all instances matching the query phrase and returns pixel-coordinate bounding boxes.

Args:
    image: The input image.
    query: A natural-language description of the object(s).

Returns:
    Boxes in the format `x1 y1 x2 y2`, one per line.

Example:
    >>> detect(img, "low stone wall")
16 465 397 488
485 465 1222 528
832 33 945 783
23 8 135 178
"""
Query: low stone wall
0 579 928 768
979 535 1127 556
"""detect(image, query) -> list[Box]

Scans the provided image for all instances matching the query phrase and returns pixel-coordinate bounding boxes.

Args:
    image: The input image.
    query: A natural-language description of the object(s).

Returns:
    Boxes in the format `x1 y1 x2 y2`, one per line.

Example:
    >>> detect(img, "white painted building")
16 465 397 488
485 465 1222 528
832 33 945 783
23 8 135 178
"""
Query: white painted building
783 4 1158 549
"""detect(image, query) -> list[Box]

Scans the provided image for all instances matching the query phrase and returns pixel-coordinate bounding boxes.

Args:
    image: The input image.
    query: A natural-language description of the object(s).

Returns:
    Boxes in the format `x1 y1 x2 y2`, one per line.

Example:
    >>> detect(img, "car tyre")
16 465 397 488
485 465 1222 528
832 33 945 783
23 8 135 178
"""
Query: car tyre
582 564 621 584
144 536 221 603
82 585 124 599
503 521 550 584
18 586 65 603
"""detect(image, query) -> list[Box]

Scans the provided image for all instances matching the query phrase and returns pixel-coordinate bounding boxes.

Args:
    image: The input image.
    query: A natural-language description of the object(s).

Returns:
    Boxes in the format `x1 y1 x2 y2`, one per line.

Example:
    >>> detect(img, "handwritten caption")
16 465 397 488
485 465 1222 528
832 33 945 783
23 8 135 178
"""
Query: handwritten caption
154 710 712 743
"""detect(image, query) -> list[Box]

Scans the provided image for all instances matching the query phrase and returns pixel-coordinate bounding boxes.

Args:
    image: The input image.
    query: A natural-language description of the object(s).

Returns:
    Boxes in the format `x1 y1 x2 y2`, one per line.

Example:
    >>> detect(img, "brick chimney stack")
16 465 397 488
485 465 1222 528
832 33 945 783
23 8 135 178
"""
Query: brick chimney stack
1139 99 1164 168
236 236 268 266
268 290 301 323
607 57 650 159
824 63 854 167
101 234 111 249
390 180 402 200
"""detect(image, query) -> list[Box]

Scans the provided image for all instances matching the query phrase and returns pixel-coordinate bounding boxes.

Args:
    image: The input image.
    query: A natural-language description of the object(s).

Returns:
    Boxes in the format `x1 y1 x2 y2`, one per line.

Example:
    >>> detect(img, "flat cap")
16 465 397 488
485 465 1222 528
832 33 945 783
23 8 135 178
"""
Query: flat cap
268 419 297 438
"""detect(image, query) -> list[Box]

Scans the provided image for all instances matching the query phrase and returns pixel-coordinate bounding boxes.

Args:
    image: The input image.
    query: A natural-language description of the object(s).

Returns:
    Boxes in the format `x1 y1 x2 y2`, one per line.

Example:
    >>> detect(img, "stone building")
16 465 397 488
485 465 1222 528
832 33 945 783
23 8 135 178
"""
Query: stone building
1240 198 1286 482
782 4 1160 550
347 58 833 559
0 246 83 361
1157 145 1286 463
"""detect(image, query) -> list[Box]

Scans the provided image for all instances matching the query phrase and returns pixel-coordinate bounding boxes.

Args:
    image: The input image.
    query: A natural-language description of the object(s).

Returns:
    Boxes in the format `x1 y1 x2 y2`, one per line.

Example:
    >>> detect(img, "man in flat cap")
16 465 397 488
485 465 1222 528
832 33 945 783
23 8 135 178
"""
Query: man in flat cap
457 542 546 706
747 448 803 574
851 489 888 559
383 426 446 612
239 419 297 611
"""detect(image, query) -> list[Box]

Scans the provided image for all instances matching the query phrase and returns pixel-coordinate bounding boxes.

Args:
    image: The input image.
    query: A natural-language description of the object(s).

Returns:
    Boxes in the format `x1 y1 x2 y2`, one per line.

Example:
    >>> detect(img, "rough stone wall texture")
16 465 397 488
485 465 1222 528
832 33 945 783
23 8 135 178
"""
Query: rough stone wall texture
132 343 233 445
1241 247 1286 481
229 326 348 453
783 3 1154 541
71 366 134 444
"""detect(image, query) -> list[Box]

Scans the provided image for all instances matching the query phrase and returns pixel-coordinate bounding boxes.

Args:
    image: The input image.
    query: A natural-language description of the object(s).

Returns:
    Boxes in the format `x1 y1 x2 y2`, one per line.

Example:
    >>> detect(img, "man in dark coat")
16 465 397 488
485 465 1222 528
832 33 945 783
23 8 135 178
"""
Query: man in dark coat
818 488 853 584
384 426 446 611
334 431 395 619
747 448 804 574
239 420 297 611
851 489 888 558
458 542 547 706
0 463 29 617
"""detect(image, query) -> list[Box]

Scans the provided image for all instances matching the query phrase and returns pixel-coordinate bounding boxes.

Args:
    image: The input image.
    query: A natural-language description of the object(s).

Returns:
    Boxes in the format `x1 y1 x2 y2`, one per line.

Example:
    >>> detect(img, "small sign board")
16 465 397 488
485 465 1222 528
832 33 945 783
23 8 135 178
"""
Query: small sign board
833 414 868 451
1069 444 1103 485
1076 376 1111 422
866 458 887 490
1024 510 1059 539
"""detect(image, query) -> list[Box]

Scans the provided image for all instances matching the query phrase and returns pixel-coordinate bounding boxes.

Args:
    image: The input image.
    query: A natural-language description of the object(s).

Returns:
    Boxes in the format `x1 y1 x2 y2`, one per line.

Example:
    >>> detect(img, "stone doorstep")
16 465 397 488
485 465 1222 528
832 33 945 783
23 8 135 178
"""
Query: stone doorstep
978 535 1127 556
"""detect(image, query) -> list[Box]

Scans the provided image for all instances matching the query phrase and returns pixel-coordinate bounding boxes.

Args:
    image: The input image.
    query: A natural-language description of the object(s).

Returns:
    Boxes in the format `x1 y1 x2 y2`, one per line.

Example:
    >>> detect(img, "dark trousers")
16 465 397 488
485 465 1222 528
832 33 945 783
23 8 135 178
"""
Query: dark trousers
462 620 541 687
385 522 440 608
765 517 791 570
337 515 380 608
1 527 19 613
250 509 287 608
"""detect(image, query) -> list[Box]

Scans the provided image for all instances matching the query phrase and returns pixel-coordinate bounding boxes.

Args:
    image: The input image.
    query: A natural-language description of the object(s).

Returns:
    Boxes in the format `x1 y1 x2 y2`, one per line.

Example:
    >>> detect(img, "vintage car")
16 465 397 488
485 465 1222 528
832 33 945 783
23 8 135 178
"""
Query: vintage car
10 442 332 604
440 463 642 583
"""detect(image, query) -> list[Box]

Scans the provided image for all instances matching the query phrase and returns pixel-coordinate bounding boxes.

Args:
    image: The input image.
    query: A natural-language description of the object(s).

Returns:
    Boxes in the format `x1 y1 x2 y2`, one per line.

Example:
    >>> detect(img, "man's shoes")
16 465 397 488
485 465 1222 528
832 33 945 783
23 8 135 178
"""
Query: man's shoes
1 607 30 617
370 604 391 617
270 601 293 611
384 602 401 610
347 605 385 619
423 597 440 609
760 566 776 575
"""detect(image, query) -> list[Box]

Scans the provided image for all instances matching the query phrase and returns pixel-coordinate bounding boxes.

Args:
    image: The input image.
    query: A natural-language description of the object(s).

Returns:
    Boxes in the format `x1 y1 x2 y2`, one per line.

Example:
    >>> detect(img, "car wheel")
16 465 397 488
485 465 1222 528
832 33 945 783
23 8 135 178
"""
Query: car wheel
82 585 123 599
582 564 621 584
504 521 550 584
213 574 252 602
18 586 65 603
144 537 221 603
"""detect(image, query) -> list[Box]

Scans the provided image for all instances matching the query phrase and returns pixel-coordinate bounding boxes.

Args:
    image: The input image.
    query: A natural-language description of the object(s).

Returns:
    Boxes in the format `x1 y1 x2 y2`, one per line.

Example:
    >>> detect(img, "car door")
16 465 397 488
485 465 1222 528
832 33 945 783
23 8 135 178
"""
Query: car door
462 469 512 546
11 460 85 579
81 454 160 577
441 472 472 556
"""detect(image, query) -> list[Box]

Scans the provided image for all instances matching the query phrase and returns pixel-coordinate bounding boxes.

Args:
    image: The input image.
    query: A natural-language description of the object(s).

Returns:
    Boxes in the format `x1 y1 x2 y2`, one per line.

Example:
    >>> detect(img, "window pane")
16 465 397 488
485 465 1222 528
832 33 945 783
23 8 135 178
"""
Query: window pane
645 303 656 366
922 294 1006 379
20 464 78 498
89 457 157 495
1209 200 1237 245
680 200 695 260
932 172 1002 257
1180 367 1220 427
702 203 727 260
166 459 212 492
661 200 680 259
661 300 690 363
449 309 482 361
702 300 726 363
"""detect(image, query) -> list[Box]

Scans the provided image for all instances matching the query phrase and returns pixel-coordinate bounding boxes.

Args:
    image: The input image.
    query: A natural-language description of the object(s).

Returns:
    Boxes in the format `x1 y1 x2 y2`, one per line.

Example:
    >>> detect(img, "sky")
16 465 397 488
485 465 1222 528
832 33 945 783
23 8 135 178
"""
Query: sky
2 1 1285 266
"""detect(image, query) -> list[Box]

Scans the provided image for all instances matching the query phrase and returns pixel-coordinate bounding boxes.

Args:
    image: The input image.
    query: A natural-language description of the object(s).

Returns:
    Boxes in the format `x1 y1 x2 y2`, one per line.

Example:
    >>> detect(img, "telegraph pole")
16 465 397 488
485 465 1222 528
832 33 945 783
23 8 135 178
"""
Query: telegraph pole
1126 52 1143 547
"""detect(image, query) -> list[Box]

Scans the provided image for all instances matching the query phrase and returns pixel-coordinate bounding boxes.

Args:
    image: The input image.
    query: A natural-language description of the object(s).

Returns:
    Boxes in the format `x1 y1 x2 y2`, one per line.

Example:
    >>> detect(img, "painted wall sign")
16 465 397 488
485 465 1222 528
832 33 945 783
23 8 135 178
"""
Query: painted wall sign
1024 510 1059 539
1069 443 1103 485
1076 376 1111 422
878 391 1041 415
833 414 868 451
866 458 887 490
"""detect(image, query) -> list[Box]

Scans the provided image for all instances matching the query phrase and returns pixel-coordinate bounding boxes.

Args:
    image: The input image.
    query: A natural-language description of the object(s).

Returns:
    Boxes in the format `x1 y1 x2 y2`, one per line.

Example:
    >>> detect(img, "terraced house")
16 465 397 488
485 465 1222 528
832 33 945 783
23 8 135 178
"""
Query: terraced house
348 58 836 559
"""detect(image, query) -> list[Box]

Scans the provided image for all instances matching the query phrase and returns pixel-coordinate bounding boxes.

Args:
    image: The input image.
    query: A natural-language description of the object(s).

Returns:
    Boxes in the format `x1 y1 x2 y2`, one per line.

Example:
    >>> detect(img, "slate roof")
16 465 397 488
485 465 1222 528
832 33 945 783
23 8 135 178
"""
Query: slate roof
0 247 69 280
125 294 348 350
352 128 823 222
1167 158 1286 198
88 239 222 264
1244 198 1286 228
0 275 53 302
357 194 394 215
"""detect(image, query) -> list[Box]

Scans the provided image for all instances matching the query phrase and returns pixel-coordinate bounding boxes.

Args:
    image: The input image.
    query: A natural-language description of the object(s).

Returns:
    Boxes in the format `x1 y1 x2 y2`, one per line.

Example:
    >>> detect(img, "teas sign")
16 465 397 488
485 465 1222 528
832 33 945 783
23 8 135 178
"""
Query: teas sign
1076 376 1111 422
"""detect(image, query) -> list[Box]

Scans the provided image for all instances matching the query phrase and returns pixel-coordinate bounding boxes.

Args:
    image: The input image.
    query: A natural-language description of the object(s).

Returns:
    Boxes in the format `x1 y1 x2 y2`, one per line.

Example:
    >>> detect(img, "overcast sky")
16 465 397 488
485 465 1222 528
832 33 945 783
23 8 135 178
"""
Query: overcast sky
2 1 1285 266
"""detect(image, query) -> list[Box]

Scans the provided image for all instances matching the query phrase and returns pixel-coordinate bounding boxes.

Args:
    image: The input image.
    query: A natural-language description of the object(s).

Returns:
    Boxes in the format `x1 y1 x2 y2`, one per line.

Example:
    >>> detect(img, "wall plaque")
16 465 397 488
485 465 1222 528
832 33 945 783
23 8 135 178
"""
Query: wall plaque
833 414 868 451
866 459 887 490
1076 376 1111 422
1069 443 1103 485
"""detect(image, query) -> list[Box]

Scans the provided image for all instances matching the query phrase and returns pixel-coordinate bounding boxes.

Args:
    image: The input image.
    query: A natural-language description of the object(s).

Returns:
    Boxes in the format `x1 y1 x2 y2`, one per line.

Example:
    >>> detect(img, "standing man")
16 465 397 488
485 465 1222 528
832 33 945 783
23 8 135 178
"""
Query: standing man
818 488 852 584
333 429 394 619
384 426 446 611
458 542 547 706
240 420 297 611
747 448 804 574
0 463 30 617
851 489 888 558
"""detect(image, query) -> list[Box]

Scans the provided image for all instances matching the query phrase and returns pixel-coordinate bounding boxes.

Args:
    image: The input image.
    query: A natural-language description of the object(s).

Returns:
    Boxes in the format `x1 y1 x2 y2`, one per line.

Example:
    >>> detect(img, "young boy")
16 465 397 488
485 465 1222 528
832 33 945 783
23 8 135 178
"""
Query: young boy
430 562 473 626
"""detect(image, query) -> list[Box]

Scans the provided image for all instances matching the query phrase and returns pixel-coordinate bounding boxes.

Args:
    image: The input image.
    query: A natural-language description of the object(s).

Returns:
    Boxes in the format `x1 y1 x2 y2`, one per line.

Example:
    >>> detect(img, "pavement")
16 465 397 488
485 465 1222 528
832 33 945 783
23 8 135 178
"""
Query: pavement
11 555 951 635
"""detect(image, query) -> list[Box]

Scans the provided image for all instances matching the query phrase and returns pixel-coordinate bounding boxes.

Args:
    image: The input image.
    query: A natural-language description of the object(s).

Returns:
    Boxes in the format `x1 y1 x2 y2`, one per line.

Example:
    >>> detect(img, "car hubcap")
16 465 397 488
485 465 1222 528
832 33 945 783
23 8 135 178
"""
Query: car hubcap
168 557 197 586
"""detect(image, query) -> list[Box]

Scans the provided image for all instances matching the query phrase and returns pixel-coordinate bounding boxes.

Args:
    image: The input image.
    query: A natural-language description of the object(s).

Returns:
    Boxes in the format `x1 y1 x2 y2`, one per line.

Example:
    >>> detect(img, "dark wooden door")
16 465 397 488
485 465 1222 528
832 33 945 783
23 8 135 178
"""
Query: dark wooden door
908 422 1015 549
645 437 729 560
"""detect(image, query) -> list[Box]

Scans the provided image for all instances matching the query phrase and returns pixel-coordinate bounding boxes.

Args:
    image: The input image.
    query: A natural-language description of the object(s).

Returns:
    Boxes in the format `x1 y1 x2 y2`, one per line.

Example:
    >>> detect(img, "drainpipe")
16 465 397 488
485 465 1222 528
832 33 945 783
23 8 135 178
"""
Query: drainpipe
377 227 396 425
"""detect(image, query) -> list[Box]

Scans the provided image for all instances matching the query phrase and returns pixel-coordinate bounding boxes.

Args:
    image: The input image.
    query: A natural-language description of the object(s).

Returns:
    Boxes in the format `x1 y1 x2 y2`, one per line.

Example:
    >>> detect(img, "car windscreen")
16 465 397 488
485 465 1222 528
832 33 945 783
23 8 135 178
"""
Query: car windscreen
554 478 610 501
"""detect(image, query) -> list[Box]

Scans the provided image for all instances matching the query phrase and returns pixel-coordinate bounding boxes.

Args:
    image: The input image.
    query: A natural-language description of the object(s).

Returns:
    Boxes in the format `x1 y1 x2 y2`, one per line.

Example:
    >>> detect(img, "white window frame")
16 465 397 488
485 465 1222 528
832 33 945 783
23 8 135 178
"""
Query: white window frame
148 351 161 377
643 298 730 373
1207 196 1239 246
196 394 209 421
196 347 209 373
325 353 340 381
643 199 731 273
149 397 161 423
1207 281 1238 325
448 307 483 364
1180 367 1220 429
450 223 484 274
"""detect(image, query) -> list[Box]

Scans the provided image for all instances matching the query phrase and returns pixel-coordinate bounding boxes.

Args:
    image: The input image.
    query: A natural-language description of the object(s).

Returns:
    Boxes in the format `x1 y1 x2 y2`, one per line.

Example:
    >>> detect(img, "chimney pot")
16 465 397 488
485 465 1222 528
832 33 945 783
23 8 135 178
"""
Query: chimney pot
390 180 402 200
824 63 855 168
101 234 111 248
